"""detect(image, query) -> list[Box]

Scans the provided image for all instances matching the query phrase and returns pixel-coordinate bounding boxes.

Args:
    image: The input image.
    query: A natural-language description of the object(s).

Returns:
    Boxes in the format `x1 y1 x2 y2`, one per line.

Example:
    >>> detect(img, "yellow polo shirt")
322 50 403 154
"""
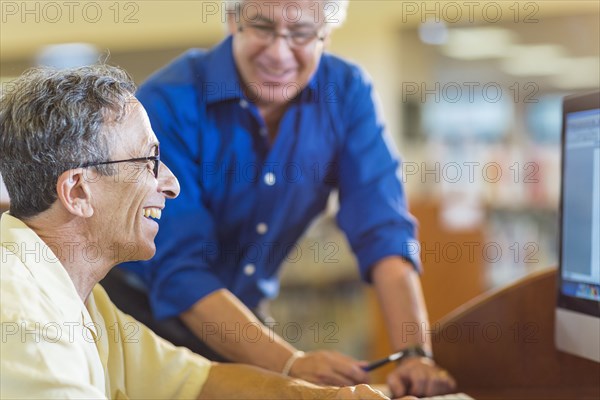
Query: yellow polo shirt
0 213 211 399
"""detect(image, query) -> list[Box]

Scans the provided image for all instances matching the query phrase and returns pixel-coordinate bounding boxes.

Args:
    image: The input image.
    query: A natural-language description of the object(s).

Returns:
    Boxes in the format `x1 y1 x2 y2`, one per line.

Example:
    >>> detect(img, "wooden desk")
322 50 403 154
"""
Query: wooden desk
432 267 600 399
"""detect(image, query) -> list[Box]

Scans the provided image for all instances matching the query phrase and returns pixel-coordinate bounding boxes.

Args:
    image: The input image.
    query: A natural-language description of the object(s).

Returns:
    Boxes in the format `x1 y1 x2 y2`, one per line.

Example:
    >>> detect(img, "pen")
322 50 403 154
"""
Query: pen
362 350 404 372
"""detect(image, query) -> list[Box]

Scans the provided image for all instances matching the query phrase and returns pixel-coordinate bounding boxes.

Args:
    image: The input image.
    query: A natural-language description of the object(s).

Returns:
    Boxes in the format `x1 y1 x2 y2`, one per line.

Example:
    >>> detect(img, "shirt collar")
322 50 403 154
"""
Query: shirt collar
306 63 320 93
205 36 245 104
204 35 320 104
0 212 97 335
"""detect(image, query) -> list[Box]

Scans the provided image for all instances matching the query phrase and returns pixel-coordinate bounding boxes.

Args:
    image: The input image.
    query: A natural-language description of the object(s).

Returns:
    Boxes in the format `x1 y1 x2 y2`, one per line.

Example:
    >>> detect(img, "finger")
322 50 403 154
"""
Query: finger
427 369 457 396
424 373 440 397
386 372 407 398
294 351 356 386
335 363 369 384
323 372 356 388
405 370 427 397
313 362 357 387
408 373 427 397
446 372 457 391
297 362 355 387
321 352 369 384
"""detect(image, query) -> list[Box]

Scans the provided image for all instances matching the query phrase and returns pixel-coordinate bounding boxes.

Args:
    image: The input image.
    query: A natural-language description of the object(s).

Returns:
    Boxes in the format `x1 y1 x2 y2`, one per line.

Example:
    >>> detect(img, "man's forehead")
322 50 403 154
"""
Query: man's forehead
110 101 158 154
240 0 326 24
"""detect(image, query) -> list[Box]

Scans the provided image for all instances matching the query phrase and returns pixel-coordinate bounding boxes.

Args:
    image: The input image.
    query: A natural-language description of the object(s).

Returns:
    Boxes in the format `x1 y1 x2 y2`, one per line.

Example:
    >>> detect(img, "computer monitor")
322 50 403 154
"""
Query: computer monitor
556 90 600 363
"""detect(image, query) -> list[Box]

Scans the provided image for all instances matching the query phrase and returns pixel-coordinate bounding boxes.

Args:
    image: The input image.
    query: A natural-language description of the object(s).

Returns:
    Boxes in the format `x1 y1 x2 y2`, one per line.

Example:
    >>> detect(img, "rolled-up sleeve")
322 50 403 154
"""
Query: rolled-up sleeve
335 67 421 282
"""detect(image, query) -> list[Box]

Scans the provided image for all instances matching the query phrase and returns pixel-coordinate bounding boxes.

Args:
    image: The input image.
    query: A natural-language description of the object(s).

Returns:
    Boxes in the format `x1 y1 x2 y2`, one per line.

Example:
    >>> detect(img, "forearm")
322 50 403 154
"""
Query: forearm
198 364 337 400
181 289 297 372
371 256 432 353
371 257 457 397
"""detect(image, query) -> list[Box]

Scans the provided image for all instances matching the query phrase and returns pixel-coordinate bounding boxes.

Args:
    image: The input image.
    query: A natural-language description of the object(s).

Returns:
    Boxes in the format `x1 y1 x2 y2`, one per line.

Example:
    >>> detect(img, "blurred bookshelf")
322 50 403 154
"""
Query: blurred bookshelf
269 213 374 361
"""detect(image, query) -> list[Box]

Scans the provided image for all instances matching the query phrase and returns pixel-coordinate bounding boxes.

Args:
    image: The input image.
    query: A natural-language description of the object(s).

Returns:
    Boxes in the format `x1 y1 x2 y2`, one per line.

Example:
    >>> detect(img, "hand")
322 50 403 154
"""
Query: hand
335 384 417 400
386 357 456 398
289 350 369 386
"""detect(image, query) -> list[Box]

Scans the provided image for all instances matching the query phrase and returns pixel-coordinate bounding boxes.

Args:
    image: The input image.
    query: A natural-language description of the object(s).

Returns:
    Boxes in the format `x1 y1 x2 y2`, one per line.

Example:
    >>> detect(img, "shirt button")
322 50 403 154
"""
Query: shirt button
264 172 276 186
243 264 256 276
239 99 248 109
256 223 268 234
259 127 268 137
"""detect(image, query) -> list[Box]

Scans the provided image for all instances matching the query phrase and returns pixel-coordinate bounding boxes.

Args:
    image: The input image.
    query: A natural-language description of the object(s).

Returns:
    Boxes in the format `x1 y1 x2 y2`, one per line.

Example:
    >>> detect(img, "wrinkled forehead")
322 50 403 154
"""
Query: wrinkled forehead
237 0 329 25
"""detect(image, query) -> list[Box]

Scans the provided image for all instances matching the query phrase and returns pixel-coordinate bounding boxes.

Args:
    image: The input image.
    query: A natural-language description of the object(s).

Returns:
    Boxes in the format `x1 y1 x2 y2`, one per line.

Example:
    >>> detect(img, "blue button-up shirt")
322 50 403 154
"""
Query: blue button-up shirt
121 36 420 320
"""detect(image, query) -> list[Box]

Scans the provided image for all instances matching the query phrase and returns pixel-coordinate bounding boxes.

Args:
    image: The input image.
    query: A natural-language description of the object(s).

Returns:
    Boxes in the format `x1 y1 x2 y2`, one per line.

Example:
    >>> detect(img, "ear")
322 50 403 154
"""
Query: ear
321 27 333 48
55 169 95 218
226 8 239 36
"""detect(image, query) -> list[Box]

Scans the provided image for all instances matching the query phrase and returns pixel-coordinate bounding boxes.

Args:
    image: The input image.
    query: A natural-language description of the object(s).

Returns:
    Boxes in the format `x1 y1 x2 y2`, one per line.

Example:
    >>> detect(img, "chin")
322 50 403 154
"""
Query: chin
126 241 156 262
137 246 156 261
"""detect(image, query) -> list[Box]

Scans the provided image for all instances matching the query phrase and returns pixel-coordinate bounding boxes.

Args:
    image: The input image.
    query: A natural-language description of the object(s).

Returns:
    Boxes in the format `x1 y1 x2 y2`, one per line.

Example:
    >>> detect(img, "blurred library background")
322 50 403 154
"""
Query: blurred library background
1 1 599 370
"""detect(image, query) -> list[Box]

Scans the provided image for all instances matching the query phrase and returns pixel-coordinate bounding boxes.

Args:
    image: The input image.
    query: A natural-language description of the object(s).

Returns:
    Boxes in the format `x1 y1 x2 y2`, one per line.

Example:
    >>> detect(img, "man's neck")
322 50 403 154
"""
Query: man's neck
257 102 289 143
24 213 112 302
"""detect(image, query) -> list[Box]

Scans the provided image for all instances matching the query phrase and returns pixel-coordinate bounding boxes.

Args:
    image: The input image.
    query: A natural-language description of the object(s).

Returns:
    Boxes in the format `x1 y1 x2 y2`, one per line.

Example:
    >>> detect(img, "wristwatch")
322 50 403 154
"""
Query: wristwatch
396 345 433 363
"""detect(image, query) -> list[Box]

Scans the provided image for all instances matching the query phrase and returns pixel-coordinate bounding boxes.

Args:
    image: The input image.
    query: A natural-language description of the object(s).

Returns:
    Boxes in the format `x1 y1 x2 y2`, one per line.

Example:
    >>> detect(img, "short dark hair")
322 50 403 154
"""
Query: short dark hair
0 64 137 219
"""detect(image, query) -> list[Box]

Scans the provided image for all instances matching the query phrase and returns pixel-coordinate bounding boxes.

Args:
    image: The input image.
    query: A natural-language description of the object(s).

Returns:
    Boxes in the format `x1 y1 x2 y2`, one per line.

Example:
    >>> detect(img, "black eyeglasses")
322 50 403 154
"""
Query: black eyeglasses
237 23 326 48
79 150 161 179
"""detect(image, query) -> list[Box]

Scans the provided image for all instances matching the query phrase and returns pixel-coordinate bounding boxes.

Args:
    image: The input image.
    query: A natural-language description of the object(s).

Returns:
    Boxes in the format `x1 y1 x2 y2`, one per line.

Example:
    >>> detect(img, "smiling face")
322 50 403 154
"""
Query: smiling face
228 0 329 107
88 101 179 262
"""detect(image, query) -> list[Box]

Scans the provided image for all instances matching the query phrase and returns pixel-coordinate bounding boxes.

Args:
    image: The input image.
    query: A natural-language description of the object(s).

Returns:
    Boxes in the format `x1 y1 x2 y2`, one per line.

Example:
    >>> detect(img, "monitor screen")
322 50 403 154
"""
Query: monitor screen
556 90 600 362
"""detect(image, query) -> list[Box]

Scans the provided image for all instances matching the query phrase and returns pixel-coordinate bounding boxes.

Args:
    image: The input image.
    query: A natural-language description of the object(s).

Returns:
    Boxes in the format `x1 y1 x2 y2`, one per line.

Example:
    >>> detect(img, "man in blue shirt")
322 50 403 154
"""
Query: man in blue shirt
108 1 456 397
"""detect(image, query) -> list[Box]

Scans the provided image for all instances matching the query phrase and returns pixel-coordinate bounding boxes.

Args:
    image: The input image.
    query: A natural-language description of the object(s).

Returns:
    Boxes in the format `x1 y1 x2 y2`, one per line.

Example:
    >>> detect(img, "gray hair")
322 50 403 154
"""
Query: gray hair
225 0 349 28
0 65 136 219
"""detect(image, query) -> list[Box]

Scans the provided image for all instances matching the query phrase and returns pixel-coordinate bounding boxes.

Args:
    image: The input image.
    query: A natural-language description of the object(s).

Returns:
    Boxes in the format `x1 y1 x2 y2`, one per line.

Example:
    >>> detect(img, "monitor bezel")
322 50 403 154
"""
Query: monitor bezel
557 90 600 318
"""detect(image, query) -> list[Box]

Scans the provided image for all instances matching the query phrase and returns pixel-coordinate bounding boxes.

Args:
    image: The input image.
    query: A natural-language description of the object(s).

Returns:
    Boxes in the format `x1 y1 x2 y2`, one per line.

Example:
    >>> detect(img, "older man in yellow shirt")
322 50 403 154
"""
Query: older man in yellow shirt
1 212 210 398
0 65 407 399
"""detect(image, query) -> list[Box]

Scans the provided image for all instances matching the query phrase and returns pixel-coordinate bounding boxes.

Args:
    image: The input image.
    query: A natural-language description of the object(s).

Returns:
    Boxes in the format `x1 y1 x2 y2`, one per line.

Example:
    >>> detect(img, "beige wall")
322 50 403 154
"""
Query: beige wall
2 1 599 145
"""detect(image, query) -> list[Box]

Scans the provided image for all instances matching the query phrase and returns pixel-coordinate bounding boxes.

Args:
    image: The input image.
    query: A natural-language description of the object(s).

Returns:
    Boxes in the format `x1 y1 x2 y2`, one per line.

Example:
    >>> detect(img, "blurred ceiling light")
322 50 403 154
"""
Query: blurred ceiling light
551 57 600 90
501 44 567 76
442 27 516 59
419 19 448 45
35 43 100 69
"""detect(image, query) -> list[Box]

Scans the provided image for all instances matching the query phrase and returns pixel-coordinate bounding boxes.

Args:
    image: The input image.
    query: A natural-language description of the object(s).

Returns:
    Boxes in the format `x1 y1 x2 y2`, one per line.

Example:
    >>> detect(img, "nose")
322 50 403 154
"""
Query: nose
266 34 294 61
157 161 180 199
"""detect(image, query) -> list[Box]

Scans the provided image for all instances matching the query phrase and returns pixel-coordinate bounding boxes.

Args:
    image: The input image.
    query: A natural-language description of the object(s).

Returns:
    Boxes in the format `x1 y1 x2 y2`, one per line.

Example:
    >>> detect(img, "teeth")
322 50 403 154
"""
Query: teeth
262 67 289 77
142 207 162 220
